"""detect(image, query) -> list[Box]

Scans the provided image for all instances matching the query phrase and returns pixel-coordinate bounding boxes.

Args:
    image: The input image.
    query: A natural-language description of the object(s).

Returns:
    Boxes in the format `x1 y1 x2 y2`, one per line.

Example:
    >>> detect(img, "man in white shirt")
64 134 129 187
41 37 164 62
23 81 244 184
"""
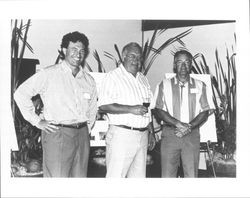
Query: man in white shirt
98 42 156 178
14 31 97 177
154 50 212 177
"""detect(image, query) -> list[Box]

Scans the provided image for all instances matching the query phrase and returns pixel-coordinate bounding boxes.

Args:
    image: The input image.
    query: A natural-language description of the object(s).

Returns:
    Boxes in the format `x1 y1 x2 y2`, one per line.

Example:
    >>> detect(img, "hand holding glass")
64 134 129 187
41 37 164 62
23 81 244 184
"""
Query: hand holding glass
142 98 150 117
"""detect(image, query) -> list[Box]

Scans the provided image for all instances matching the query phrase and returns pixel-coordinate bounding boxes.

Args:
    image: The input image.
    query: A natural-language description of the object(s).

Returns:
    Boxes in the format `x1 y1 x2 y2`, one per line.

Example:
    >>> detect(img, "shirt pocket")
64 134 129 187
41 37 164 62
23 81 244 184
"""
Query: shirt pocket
79 88 91 105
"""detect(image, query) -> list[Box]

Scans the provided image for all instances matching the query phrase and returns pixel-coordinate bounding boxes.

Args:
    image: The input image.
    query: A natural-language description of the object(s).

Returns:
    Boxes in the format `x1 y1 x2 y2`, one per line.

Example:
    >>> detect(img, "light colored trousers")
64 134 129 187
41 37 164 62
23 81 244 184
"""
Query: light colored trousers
105 125 148 178
42 126 90 177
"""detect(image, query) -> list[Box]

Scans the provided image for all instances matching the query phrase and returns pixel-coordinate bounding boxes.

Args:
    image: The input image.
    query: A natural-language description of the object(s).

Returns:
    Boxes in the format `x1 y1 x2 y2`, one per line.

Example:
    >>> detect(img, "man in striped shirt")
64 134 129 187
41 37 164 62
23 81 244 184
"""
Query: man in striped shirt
98 42 156 178
154 50 211 177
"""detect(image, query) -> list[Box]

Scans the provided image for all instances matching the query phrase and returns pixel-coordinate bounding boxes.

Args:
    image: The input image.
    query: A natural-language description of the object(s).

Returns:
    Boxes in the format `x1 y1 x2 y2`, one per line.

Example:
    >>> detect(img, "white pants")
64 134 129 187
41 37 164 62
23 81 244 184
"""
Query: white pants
105 125 148 178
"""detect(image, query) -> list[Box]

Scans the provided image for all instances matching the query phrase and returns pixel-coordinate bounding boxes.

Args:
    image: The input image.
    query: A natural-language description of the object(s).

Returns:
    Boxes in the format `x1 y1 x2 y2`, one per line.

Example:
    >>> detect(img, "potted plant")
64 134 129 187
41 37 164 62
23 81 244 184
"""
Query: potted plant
192 35 236 177
11 19 42 177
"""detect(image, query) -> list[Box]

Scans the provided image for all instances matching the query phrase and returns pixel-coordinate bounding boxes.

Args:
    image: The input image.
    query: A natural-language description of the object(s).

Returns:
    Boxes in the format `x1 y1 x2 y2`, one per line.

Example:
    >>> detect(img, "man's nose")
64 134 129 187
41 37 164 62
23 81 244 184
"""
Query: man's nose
75 51 81 57
181 63 187 68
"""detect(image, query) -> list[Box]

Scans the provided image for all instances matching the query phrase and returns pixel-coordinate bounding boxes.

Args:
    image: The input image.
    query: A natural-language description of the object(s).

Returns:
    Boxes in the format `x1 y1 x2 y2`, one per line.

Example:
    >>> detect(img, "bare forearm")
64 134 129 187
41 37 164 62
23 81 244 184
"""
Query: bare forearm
189 110 209 129
147 121 154 133
99 103 133 114
154 108 180 127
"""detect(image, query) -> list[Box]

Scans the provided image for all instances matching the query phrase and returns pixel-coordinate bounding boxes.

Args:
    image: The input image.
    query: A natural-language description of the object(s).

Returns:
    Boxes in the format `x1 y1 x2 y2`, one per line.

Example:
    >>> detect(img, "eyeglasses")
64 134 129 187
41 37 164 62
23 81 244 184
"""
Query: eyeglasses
175 60 191 66
125 54 142 61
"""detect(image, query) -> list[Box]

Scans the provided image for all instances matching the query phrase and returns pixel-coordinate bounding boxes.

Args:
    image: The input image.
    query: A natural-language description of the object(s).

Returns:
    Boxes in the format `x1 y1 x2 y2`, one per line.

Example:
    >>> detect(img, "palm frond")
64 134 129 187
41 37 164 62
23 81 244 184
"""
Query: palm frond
157 28 168 36
55 49 65 64
144 29 158 60
11 20 18 58
85 61 93 72
104 51 119 67
93 50 105 73
114 44 122 63
176 38 186 48
143 28 192 75
19 37 34 53
16 20 31 81
192 54 202 74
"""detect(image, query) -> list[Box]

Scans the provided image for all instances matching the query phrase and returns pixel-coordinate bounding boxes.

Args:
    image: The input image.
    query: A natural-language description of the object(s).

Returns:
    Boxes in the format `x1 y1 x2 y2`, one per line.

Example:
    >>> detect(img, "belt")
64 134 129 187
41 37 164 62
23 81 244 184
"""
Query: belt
51 122 87 129
115 125 148 132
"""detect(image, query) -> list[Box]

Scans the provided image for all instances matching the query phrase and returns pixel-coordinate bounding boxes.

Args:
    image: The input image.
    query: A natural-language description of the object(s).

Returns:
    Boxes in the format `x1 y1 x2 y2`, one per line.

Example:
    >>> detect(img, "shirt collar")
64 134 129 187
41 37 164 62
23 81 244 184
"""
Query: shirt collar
174 75 193 85
119 63 140 79
61 60 84 78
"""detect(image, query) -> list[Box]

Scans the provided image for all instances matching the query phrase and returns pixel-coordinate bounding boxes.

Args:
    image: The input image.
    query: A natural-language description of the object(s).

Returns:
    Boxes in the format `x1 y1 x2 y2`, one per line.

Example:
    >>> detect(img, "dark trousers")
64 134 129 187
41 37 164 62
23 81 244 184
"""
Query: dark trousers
160 126 200 178
41 126 90 177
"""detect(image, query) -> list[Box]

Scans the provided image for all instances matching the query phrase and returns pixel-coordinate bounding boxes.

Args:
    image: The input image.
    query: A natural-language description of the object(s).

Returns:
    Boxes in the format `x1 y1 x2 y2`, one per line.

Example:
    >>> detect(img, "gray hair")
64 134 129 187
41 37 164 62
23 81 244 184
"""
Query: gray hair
122 42 142 57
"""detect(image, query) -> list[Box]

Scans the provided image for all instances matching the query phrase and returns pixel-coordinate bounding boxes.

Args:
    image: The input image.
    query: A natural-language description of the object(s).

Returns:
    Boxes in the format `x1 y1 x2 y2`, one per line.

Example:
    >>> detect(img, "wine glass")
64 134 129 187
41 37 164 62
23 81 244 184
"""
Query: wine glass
142 97 150 117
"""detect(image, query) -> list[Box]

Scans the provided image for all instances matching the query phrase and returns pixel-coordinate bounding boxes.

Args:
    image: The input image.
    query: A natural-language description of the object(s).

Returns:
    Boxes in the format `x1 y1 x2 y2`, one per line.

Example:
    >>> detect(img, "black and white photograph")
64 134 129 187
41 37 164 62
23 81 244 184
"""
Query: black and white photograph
1 0 250 197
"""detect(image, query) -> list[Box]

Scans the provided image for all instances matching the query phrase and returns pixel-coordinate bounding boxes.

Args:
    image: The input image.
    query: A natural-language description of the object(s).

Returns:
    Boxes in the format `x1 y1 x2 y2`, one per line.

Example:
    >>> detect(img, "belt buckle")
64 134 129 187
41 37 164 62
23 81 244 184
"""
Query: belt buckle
76 123 80 129
131 127 135 130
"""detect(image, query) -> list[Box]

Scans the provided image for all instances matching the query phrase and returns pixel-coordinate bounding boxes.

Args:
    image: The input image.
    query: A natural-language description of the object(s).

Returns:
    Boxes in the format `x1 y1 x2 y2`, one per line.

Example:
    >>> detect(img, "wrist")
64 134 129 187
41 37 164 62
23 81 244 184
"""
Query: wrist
174 120 181 128
127 105 133 114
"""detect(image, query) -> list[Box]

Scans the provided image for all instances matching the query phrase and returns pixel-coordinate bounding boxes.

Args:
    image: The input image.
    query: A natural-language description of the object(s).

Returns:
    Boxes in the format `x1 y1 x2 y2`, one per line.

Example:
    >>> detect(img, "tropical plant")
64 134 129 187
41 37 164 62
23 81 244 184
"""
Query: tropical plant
11 19 33 116
104 28 192 76
142 28 192 75
11 19 42 170
192 35 236 159
103 44 122 68
93 50 106 73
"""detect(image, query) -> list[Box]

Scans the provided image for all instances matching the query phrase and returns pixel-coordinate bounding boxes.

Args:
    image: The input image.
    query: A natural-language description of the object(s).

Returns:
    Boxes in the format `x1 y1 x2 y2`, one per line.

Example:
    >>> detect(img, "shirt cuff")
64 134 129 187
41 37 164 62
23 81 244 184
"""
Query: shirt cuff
30 115 42 128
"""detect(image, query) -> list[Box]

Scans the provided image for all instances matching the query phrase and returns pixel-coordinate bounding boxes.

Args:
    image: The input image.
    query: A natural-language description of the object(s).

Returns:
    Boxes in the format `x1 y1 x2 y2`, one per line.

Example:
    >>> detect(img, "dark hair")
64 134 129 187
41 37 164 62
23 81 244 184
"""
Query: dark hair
174 50 193 60
122 42 142 56
61 31 89 53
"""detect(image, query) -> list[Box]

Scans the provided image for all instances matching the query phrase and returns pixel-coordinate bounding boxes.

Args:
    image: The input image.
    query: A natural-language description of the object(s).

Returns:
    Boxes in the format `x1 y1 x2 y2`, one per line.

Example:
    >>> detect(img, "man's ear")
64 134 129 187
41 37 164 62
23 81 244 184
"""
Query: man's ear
173 64 177 73
84 48 90 59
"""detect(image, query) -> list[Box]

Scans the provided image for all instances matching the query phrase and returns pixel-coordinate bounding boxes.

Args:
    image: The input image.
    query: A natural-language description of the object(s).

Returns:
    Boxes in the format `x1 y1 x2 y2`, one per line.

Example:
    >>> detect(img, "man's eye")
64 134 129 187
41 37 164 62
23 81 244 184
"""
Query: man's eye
176 61 190 65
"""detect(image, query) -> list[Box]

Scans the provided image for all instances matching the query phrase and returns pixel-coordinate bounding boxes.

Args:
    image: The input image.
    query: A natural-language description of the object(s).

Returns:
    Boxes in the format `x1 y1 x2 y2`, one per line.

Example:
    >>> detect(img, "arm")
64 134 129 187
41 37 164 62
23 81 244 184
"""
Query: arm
99 103 148 116
14 70 58 133
98 73 148 116
174 110 209 138
189 110 209 129
176 81 211 136
88 81 98 129
14 71 45 126
154 108 189 130
153 80 189 137
189 81 210 129
147 121 156 151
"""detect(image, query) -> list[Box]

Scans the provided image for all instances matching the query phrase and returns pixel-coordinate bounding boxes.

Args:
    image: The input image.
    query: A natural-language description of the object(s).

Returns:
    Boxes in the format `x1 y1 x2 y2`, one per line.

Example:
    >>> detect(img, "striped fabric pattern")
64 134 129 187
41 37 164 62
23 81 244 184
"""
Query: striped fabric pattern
98 64 153 128
155 76 210 122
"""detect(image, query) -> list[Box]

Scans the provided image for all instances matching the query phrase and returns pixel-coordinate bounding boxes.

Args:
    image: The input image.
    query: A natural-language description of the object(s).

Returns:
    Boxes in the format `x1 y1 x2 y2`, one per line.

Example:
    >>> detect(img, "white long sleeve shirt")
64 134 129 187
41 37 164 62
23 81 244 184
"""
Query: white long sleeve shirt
14 60 98 128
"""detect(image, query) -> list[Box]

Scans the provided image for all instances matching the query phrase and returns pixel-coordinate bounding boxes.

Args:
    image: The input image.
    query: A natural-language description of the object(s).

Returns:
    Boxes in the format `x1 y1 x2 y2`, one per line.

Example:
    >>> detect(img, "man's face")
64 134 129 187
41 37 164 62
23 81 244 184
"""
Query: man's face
174 53 192 80
64 41 86 67
123 46 142 73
